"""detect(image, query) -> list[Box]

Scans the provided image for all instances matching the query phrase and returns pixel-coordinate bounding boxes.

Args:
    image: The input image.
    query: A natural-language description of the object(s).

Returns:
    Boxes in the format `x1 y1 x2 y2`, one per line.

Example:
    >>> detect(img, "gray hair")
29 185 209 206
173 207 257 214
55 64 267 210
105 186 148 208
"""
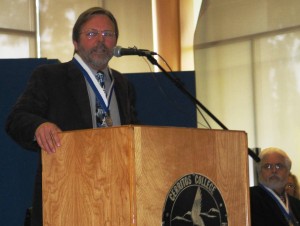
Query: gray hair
256 147 292 174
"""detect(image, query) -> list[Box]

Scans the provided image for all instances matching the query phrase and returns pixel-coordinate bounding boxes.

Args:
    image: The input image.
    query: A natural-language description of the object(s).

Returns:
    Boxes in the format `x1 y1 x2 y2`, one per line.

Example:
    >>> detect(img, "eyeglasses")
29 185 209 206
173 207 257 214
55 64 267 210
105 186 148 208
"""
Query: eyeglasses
80 29 116 40
262 163 286 171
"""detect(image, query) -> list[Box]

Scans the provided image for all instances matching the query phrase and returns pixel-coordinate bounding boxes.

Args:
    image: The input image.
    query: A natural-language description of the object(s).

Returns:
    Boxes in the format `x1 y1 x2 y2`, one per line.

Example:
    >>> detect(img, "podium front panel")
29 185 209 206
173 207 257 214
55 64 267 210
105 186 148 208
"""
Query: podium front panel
42 127 135 226
133 126 249 226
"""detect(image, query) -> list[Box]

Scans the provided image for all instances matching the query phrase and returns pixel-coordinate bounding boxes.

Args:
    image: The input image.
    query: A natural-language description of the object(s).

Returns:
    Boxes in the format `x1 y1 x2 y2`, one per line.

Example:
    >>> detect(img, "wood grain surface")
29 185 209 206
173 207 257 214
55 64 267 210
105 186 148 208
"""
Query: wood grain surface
42 126 250 226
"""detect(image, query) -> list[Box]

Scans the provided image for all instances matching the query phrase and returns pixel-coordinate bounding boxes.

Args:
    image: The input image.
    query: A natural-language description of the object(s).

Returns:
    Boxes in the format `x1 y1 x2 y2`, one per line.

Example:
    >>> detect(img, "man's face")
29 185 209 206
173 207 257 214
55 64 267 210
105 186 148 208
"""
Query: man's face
73 15 117 70
259 153 289 193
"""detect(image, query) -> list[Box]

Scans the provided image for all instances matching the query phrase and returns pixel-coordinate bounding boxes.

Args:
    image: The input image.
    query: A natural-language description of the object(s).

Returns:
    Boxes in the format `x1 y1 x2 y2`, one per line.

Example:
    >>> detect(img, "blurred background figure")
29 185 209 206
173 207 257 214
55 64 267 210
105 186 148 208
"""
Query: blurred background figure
286 173 300 199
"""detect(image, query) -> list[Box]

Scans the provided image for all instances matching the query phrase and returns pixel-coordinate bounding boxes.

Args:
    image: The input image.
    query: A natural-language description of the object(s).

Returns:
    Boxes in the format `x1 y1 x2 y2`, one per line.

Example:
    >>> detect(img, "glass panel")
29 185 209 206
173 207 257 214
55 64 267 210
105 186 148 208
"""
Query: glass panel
254 31 300 175
196 41 255 141
39 0 99 62
0 33 36 58
0 0 35 31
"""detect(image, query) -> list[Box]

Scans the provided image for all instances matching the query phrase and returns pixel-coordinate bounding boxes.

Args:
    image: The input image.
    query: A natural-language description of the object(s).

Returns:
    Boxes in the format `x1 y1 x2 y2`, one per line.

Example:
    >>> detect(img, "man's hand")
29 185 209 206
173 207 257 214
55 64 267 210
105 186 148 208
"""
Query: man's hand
35 122 62 154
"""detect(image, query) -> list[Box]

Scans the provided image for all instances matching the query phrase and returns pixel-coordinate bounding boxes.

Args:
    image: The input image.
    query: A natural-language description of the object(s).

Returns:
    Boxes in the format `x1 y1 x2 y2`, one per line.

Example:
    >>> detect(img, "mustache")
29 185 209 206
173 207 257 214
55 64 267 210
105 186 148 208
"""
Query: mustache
268 174 281 180
91 44 110 53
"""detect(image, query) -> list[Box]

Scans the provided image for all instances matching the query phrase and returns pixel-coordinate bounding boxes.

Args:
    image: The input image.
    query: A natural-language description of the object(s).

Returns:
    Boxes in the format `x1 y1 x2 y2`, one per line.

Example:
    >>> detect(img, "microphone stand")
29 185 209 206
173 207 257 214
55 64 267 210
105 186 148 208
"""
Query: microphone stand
145 54 260 162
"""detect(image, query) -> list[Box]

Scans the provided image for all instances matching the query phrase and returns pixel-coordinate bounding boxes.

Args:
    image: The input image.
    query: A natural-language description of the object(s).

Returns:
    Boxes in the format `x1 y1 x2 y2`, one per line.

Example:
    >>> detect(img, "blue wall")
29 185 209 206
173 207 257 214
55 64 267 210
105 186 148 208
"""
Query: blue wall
127 70 196 128
0 59 58 226
0 58 196 226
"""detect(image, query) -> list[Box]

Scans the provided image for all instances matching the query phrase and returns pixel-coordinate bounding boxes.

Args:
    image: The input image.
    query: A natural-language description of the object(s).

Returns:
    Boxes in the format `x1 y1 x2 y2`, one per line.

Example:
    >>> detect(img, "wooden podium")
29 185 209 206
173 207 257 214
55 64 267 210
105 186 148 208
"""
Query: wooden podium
42 126 251 226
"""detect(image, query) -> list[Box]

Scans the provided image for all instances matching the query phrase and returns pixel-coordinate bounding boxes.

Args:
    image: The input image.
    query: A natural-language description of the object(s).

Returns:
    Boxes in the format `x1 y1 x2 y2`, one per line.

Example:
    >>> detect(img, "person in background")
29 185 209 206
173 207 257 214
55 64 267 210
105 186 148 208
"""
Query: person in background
5 7 138 226
286 173 300 199
250 147 300 226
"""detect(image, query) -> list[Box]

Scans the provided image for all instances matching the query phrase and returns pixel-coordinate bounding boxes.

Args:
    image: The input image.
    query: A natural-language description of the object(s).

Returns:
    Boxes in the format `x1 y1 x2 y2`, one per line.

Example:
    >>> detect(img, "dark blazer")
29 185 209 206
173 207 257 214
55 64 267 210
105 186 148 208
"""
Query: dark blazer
6 60 137 150
5 60 138 226
250 186 300 226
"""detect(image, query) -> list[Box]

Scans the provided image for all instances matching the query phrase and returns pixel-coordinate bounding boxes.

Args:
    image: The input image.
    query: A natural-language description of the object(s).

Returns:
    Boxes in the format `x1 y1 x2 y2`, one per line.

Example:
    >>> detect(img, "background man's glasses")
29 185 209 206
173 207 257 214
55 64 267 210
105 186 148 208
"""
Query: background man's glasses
262 163 286 171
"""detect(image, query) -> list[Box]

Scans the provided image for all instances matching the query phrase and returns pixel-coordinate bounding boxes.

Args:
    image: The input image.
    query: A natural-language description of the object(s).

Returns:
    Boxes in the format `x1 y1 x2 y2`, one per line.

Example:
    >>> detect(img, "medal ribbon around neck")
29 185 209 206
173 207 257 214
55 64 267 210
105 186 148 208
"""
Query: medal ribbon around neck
72 53 114 114
259 183 294 224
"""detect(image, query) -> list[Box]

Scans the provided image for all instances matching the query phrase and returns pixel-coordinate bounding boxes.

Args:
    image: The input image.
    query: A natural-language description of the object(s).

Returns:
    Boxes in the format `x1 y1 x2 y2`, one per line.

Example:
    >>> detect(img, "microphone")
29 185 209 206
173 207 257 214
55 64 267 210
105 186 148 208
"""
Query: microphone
113 46 157 57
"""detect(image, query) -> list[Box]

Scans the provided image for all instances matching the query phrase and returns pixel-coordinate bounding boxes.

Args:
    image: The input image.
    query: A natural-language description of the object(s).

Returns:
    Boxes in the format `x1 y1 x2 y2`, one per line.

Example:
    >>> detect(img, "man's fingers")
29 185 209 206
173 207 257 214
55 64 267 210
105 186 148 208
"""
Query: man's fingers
35 122 62 153
51 127 62 148
36 128 55 154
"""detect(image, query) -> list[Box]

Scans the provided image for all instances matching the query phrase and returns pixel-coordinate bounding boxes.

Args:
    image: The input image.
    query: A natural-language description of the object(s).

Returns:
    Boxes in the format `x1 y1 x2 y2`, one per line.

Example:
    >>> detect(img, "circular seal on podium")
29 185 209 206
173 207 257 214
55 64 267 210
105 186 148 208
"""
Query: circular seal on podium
162 173 228 226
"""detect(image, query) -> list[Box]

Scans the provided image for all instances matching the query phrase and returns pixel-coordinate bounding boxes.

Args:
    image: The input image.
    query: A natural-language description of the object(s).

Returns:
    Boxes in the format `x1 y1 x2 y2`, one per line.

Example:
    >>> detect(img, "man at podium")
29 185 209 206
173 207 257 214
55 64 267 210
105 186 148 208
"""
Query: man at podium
5 7 137 226
250 147 300 226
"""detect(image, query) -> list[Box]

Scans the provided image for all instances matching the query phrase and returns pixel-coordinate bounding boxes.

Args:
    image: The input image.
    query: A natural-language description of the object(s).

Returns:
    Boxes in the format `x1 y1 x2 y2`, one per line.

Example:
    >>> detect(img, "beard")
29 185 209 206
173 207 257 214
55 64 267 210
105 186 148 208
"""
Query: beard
77 43 113 70
260 174 287 191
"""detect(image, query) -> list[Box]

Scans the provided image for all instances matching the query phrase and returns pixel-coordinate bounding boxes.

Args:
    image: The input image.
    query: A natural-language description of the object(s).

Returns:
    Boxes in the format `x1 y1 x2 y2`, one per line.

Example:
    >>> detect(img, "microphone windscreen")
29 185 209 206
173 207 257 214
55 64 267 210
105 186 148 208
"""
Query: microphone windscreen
113 46 122 57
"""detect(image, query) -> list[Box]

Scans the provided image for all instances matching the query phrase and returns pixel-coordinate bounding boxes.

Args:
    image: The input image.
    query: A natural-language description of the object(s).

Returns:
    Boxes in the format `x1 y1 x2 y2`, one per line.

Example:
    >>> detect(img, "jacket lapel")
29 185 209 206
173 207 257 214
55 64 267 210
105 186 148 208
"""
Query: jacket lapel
66 61 93 128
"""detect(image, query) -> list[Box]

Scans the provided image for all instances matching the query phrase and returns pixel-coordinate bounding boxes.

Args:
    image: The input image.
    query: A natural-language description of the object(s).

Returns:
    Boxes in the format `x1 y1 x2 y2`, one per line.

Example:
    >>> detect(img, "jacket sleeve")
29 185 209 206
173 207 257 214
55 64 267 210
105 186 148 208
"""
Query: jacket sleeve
5 66 49 151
